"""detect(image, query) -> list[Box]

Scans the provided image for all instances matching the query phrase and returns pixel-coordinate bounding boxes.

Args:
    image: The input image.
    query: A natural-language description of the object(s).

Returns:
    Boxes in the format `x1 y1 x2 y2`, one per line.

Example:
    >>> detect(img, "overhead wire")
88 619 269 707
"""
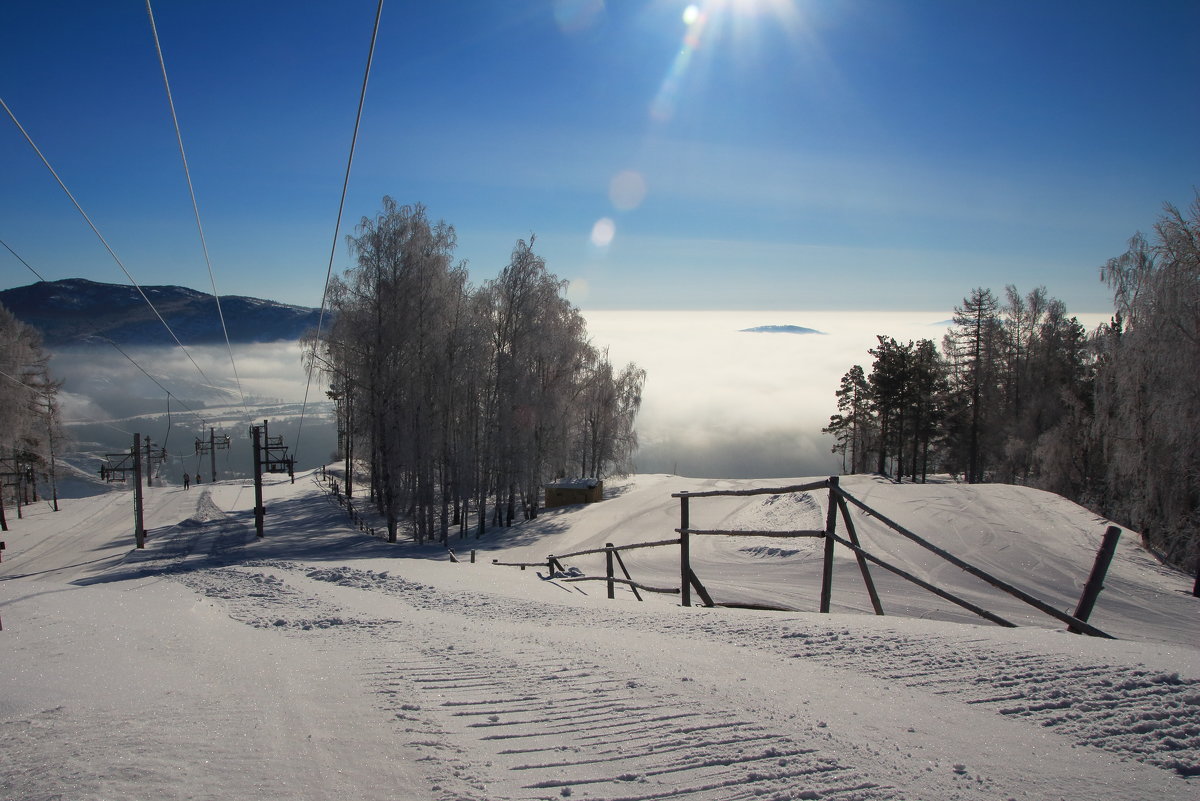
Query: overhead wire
0 95 219 391
144 0 246 409
0 363 135 442
293 0 385 462
1 237 49 282
0 238 211 437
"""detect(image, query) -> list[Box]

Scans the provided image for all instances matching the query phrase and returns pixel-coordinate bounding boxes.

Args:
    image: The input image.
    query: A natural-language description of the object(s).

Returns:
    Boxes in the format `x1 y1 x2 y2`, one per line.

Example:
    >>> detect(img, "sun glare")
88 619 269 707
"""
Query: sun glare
651 0 804 122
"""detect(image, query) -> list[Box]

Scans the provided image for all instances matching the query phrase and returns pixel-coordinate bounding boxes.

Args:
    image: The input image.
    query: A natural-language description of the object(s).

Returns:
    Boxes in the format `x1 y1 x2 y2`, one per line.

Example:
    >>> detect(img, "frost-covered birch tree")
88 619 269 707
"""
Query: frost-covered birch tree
1093 197 1200 569
0 302 63 516
307 199 645 543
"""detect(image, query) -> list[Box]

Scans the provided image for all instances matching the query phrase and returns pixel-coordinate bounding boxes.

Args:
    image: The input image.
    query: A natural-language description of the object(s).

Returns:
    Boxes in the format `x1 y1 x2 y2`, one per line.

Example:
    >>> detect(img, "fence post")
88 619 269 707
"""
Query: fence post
680 494 691 607
835 492 884 615
606 543 615 599
471 549 476 564
820 477 838 613
613 549 645 602
1070 526 1121 632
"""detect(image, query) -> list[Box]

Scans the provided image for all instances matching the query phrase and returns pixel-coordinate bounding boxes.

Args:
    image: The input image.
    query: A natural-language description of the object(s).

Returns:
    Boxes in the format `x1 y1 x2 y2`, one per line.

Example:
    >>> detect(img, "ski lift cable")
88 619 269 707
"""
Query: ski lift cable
163 392 172 453
0 366 137 437
0 239 217 431
0 96 218 391
1 245 225 470
144 0 246 410
294 0 385 462
0 237 49 282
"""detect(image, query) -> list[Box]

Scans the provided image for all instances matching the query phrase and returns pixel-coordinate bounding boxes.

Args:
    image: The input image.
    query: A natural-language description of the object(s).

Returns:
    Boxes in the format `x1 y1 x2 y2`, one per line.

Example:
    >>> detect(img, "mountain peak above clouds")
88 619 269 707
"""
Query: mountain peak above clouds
739 324 825 335
0 278 321 346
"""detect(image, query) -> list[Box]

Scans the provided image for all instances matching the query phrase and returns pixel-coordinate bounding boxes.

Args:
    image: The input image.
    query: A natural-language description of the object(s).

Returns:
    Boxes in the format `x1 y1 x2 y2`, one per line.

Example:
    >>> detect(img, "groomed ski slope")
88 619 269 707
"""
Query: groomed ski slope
1 470 1197 801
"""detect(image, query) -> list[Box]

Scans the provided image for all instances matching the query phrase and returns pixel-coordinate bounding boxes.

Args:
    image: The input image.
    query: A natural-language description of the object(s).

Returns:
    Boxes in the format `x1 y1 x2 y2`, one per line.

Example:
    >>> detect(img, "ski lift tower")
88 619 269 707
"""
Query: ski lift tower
194 427 231 482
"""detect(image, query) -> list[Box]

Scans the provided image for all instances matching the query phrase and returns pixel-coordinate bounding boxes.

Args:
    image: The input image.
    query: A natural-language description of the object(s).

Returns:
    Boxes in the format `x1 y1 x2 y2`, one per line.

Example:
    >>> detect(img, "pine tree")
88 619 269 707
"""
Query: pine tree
944 288 1001 483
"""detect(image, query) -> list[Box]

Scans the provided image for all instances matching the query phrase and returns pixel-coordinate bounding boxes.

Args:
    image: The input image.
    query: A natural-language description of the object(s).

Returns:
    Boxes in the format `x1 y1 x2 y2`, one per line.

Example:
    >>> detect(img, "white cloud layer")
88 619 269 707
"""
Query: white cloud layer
48 313 1113 481
583 310 1109 479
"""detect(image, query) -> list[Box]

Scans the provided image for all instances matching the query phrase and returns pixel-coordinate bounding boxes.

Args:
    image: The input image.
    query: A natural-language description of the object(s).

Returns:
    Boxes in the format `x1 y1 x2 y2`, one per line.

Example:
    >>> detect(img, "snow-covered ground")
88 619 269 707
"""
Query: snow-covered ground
2 470 1197 800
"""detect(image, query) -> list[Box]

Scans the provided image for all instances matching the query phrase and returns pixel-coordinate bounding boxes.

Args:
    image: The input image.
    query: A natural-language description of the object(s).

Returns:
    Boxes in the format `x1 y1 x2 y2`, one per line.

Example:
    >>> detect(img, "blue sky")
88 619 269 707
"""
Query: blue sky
2 0 1197 313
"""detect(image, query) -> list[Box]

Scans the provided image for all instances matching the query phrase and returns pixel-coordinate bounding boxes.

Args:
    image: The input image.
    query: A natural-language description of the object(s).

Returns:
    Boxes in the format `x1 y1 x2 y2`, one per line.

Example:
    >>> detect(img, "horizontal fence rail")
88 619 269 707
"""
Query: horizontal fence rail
549 538 681 560
671 480 830 499
680 528 826 538
491 559 545 569
562 576 680 594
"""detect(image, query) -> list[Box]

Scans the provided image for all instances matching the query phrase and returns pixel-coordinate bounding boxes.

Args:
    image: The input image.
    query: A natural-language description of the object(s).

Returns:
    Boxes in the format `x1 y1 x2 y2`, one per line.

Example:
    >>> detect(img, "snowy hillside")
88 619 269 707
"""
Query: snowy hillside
0 278 321 346
2 470 1197 800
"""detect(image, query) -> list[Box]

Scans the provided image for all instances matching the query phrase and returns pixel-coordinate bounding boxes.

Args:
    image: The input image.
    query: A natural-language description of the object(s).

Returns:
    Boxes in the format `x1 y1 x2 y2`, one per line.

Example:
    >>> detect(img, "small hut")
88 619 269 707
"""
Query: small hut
544 477 603 508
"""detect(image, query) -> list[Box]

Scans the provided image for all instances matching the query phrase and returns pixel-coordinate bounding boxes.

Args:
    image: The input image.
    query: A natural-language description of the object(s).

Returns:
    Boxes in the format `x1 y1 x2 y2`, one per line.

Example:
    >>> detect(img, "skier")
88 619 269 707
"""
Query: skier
183 473 190 490
195 473 202 484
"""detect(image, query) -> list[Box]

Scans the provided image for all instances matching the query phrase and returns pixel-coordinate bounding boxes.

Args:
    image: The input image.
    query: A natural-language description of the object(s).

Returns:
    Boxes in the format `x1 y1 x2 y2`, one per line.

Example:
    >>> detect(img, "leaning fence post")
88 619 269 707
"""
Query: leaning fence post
819 477 838 613
680 494 691 607
613 548 644 602
835 492 884 615
606 543 615 599
1070 526 1121 633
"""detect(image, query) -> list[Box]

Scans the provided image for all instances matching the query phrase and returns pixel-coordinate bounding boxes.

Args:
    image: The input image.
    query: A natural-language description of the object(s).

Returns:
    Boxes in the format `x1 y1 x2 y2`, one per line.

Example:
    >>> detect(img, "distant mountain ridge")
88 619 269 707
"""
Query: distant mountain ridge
739 324 825 335
0 278 321 346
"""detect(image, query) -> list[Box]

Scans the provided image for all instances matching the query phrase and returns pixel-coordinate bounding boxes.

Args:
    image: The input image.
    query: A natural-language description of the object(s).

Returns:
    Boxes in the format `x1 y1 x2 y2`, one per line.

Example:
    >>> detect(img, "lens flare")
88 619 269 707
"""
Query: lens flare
567 277 591 302
553 0 605 34
609 169 647 211
590 217 616 247
650 5 708 122
650 0 806 123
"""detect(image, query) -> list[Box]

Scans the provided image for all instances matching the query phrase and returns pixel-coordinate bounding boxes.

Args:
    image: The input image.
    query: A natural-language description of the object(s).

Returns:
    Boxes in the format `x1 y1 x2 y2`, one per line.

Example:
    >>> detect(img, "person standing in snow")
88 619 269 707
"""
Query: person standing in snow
183 473 190 490
195 473 201 484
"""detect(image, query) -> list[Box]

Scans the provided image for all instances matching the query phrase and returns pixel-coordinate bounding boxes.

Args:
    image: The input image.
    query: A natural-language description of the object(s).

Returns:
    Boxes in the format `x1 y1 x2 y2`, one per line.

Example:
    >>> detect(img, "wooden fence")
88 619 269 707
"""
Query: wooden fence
494 538 684 600
494 477 1122 637
673 477 1117 638
317 469 379 538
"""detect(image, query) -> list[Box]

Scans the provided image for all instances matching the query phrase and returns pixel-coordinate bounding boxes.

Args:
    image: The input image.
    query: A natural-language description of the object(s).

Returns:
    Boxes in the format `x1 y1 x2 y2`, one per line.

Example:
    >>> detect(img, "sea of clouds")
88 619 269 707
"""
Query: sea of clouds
49 311 1112 481
583 310 953 478
584 310 1109 479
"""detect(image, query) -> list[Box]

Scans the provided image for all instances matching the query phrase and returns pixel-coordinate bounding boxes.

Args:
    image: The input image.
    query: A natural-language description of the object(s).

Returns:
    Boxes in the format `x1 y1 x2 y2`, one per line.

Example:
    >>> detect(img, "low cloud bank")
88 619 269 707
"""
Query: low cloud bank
585 311 951 478
585 310 1110 479
50 342 335 479
51 341 311 422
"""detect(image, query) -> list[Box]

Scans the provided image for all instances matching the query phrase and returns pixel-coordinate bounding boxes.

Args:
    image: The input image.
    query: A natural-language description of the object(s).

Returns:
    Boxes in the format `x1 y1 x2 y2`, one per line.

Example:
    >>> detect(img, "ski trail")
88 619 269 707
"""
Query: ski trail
184 562 901 801
165 554 1197 800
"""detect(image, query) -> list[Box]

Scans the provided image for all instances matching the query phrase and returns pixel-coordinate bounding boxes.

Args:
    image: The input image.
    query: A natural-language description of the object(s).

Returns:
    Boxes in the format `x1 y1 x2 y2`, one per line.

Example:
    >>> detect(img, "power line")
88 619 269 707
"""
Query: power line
0 95 218 391
294 0 385 461
144 0 246 409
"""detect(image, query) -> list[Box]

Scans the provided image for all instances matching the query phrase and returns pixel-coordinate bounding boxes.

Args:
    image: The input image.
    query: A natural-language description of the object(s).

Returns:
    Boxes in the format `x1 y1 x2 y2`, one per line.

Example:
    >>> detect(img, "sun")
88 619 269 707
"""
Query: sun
653 0 806 122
